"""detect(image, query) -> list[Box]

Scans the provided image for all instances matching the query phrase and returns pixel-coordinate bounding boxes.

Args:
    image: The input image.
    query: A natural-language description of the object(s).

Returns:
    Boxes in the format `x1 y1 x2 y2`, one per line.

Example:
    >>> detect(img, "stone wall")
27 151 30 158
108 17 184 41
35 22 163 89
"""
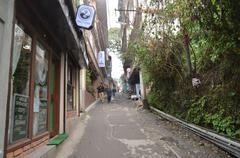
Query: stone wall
85 91 96 108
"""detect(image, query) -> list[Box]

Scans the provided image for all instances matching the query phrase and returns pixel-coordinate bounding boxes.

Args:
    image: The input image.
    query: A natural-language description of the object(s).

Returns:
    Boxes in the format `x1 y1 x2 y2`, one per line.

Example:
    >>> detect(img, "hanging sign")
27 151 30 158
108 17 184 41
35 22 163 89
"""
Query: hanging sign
76 5 96 29
98 51 105 67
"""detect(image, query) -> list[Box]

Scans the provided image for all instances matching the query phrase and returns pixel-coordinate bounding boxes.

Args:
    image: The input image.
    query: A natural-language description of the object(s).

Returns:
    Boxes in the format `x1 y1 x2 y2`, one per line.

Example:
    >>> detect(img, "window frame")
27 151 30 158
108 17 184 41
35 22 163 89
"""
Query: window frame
67 59 77 111
8 21 33 145
7 15 52 152
32 39 51 137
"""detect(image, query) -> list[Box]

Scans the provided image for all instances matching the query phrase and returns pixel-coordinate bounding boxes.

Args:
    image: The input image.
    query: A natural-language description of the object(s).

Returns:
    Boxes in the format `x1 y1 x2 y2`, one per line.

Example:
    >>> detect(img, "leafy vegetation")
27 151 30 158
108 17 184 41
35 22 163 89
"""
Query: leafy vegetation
86 70 94 94
108 27 121 54
123 0 240 138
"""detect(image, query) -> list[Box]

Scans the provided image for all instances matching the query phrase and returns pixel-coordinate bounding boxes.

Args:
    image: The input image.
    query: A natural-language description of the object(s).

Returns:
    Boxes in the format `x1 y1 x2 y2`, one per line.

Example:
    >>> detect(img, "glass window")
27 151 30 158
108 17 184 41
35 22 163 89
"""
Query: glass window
33 42 48 136
9 23 32 144
67 83 74 111
67 63 74 111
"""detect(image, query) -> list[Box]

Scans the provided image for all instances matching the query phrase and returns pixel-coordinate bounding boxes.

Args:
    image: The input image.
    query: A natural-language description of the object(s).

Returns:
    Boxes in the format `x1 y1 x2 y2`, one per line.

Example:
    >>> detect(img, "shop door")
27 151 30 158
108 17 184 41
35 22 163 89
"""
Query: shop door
50 59 60 137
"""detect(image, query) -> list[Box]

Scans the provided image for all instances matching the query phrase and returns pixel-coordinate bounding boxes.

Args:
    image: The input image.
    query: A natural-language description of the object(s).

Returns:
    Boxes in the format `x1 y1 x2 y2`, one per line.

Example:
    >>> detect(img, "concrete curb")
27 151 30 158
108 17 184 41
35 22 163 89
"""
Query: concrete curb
85 99 100 112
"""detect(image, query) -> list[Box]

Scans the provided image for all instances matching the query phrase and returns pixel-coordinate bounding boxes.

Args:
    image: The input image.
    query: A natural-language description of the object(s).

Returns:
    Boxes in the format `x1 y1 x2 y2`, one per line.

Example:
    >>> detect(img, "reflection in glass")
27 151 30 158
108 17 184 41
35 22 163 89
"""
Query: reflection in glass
67 64 74 111
9 24 32 144
33 42 48 136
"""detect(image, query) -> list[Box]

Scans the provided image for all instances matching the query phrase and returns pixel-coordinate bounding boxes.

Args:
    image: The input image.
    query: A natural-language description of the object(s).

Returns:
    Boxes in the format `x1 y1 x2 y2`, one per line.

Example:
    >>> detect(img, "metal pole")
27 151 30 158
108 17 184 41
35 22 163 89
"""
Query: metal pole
115 8 137 12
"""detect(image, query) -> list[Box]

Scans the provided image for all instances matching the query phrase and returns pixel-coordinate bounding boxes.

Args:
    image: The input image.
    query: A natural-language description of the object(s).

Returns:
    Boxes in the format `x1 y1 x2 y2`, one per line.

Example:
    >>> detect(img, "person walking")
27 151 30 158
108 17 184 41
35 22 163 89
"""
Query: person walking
112 86 116 98
106 85 112 103
97 82 105 102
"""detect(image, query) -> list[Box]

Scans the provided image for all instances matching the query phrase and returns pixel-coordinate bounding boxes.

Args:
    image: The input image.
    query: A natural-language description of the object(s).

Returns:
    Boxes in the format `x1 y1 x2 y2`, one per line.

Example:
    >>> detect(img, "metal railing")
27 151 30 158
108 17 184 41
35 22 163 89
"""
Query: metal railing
150 106 240 158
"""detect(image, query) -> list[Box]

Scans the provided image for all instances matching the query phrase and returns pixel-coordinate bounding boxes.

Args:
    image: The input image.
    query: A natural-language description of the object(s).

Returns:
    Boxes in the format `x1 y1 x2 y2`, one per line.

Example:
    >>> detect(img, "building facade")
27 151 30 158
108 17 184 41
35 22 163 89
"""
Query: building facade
80 0 111 105
0 1 15 157
0 0 93 157
0 0 111 156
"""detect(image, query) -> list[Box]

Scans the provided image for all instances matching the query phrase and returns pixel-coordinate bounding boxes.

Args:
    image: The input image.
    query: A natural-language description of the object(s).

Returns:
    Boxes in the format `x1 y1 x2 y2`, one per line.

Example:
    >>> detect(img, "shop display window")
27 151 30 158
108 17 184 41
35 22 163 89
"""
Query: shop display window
9 23 32 143
33 42 48 136
8 21 50 144
67 64 74 111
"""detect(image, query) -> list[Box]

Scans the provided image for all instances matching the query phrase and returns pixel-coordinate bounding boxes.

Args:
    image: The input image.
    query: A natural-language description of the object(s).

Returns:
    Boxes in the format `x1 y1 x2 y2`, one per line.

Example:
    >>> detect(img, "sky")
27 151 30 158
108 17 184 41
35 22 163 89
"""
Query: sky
106 0 124 80
107 0 120 28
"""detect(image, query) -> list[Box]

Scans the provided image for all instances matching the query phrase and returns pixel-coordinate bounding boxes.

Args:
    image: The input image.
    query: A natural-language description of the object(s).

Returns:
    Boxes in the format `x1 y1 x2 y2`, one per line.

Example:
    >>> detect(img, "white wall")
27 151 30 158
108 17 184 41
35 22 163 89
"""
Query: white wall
0 0 14 157
140 70 146 99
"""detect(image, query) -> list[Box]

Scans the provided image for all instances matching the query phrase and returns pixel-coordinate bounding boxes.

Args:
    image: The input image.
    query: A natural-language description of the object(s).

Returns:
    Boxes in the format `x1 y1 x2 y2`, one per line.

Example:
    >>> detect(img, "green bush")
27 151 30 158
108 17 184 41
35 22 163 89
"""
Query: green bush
147 90 162 109
205 112 235 136
186 96 208 125
126 0 240 139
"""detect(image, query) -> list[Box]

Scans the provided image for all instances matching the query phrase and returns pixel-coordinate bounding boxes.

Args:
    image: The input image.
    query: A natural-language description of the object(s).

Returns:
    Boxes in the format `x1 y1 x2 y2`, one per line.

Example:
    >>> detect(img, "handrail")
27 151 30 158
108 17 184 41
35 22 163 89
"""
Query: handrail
150 106 240 158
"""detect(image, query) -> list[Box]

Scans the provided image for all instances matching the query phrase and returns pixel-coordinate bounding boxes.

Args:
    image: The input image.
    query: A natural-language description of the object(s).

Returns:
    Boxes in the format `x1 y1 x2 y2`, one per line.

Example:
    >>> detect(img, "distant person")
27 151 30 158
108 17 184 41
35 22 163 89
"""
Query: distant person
112 87 116 97
97 82 105 102
106 85 112 103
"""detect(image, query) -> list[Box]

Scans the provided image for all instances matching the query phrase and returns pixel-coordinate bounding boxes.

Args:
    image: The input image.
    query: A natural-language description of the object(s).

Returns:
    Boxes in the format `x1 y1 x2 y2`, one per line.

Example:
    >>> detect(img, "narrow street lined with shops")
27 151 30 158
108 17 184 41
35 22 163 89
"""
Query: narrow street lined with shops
1 0 240 158
55 94 232 158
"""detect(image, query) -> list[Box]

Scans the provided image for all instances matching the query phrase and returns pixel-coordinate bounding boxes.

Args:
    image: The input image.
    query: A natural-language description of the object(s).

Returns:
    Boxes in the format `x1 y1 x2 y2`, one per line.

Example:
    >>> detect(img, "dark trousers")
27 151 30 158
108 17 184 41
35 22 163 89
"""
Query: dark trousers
107 96 111 103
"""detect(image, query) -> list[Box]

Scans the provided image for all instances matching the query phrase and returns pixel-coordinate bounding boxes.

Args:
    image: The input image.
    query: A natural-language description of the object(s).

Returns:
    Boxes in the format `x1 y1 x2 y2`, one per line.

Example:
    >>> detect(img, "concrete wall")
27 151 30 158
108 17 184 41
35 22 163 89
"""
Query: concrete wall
80 68 86 111
85 91 96 108
0 0 14 157
59 52 65 134
76 70 80 115
140 71 146 99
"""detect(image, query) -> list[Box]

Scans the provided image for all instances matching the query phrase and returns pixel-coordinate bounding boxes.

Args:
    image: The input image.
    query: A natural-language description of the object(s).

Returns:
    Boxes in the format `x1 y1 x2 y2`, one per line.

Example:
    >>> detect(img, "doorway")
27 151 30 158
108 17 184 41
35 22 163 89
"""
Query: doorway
50 58 60 137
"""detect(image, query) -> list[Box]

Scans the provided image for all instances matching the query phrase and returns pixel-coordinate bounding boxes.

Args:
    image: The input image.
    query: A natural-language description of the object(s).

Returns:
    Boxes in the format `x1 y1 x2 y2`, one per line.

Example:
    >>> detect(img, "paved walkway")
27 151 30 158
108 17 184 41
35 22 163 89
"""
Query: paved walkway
55 94 232 158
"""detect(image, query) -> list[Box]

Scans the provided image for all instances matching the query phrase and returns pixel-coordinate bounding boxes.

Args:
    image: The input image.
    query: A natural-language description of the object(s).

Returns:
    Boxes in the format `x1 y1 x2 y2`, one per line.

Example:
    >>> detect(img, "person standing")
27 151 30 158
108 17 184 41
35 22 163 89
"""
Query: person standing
97 82 105 102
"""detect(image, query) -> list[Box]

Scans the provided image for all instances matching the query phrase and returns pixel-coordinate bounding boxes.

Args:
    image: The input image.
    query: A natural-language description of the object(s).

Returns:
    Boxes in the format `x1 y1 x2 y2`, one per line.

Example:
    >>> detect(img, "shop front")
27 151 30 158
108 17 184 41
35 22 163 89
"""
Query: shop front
5 1 64 157
0 1 14 157
3 0 87 157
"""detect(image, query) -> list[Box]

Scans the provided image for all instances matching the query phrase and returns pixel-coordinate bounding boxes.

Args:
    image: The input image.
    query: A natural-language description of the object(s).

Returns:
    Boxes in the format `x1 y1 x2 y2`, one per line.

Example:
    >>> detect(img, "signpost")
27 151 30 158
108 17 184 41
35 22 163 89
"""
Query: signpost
76 5 96 29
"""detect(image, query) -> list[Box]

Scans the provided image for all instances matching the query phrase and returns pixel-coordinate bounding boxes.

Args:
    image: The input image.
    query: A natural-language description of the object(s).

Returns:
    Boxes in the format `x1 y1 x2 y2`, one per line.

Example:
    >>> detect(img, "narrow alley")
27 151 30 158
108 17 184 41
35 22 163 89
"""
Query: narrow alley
1 0 240 158
55 94 232 158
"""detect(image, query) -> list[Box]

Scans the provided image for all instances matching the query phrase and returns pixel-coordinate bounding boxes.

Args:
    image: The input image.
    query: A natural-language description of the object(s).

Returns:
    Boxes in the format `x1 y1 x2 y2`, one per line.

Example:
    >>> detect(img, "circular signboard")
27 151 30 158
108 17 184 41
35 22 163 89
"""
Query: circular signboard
76 5 96 29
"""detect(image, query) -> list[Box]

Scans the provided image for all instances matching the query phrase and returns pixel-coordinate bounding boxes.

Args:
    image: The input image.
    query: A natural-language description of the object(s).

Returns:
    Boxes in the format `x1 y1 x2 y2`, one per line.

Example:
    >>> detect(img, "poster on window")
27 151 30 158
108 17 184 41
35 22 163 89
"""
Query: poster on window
37 99 48 133
98 51 105 67
12 94 28 142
